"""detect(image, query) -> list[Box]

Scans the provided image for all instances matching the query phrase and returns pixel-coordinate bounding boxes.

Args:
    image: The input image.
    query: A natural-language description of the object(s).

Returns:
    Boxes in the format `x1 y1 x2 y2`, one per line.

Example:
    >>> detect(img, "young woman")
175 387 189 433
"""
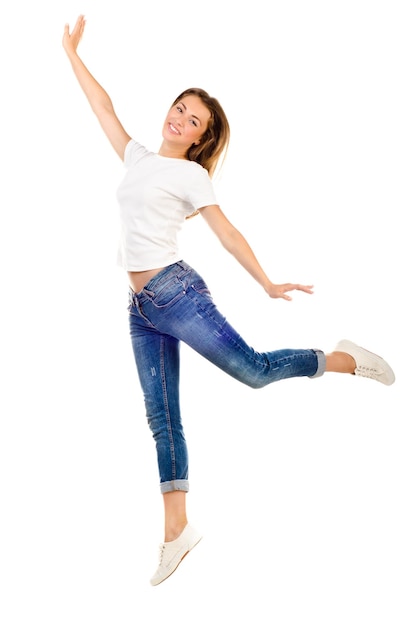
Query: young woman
62 15 395 586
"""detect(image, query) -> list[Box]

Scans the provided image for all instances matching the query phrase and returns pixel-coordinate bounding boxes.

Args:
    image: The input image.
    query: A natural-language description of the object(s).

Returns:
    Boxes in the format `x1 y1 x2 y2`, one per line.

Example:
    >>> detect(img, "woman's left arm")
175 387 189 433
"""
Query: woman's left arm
199 204 313 301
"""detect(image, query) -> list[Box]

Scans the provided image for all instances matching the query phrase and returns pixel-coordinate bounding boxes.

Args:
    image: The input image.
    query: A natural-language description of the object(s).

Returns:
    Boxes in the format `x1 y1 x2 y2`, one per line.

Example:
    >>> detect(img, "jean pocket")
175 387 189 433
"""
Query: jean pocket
146 280 186 308
191 279 212 299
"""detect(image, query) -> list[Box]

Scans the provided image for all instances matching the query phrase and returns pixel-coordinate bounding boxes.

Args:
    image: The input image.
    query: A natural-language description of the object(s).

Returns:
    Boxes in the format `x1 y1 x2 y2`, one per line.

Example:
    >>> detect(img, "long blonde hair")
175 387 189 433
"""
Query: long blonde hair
171 88 230 179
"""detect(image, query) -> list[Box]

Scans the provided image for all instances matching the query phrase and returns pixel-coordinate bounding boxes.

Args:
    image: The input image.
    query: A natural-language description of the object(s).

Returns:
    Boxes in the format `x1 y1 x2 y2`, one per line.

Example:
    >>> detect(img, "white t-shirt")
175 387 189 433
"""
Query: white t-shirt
116 139 218 271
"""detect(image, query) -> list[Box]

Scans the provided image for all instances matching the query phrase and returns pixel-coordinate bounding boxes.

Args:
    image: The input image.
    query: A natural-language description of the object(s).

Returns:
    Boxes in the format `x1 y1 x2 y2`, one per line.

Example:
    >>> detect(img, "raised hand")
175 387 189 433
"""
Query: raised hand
62 14 86 56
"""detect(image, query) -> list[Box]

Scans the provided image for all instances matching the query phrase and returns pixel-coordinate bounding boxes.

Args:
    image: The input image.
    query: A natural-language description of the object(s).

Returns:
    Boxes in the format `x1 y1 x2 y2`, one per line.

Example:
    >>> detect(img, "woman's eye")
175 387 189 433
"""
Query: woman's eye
176 106 183 113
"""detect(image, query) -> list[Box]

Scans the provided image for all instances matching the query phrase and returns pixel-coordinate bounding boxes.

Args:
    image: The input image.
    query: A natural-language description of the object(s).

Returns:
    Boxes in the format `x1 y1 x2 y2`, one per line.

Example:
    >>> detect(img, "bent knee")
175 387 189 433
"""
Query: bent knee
244 378 267 390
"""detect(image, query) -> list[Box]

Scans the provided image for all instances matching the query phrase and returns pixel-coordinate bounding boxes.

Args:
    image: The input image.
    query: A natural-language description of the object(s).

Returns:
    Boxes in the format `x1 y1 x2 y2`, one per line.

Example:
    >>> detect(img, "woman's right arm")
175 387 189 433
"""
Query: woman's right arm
62 15 131 160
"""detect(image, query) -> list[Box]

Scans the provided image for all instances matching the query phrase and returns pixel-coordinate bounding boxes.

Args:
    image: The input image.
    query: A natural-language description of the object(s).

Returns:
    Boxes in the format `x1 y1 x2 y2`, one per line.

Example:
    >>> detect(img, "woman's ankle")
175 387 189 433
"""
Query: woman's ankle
326 351 356 374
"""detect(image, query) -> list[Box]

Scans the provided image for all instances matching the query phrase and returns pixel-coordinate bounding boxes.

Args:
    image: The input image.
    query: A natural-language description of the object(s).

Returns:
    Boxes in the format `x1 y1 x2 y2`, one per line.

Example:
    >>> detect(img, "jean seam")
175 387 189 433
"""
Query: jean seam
160 335 176 480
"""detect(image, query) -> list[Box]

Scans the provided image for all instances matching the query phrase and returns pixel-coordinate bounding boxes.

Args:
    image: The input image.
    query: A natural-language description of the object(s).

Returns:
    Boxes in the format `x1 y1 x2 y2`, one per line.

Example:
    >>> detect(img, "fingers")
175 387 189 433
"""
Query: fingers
73 15 85 35
266 282 315 299
63 15 86 50
62 23 70 47
77 14 86 33
284 283 314 293
299 284 314 294
64 14 85 37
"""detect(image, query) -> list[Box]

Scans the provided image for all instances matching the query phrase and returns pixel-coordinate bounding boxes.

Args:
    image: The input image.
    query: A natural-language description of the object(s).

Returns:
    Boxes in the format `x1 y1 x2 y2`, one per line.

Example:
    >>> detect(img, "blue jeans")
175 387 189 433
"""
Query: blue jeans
128 260 325 493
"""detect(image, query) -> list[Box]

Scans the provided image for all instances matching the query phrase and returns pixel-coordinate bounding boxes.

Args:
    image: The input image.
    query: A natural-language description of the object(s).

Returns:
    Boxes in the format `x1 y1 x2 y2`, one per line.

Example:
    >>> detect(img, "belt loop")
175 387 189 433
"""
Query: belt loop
178 259 189 271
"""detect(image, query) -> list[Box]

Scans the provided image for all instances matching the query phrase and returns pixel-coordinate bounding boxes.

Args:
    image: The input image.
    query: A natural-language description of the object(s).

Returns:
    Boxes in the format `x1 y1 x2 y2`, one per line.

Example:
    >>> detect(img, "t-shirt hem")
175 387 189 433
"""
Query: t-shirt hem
118 255 182 272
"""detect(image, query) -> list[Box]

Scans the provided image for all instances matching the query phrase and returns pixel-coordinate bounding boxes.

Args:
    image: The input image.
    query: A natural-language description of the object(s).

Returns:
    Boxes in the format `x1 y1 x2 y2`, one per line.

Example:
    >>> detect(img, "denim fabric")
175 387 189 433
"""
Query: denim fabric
128 260 324 493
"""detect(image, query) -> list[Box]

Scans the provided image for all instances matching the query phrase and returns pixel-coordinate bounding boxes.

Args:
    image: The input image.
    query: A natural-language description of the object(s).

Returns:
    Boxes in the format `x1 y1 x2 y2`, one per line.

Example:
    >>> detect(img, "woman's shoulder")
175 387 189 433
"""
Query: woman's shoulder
124 139 153 165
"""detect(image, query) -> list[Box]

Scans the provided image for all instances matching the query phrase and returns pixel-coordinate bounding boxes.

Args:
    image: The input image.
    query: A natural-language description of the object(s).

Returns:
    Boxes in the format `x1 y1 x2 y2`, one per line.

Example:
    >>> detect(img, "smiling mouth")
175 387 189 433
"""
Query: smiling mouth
169 123 180 135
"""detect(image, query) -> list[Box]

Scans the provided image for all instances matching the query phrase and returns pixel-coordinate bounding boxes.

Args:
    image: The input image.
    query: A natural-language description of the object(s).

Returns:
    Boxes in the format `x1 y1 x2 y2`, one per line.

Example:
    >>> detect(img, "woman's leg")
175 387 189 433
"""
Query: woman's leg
128 262 394 583
143 263 393 386
140 263 326 387
128 307 189 494
163 491 187 542
325 351 355 373
131 263 394 496
129 297 202 585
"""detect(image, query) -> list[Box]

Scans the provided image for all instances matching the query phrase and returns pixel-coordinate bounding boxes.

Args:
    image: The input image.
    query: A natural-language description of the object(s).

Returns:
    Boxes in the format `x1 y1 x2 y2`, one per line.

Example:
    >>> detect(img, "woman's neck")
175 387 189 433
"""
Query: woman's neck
158 141 187 160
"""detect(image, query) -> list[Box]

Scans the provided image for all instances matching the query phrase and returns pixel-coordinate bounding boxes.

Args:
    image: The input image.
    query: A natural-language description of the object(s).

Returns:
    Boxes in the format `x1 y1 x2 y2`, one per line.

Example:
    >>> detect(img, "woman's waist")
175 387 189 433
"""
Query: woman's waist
128 260 194 296
128 268 167 294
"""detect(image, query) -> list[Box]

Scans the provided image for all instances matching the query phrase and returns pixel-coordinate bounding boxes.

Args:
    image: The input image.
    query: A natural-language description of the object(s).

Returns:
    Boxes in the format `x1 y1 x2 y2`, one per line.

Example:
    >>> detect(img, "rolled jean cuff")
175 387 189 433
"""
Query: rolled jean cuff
309 349 326 379
160 479 189 494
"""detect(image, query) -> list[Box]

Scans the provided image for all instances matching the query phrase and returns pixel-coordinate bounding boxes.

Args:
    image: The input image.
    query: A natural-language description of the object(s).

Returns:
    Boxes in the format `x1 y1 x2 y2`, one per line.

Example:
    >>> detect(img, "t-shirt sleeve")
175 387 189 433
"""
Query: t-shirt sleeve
186 165 218 210
124 139 149 167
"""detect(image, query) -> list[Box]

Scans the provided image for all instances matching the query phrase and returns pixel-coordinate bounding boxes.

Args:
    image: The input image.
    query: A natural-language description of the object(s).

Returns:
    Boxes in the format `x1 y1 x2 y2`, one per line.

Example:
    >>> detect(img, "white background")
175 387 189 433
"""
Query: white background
0 1 416 624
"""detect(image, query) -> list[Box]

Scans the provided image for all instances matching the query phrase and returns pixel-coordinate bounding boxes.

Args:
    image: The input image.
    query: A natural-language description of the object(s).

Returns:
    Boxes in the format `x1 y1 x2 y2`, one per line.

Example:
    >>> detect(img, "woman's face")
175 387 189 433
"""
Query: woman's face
162 94 211 151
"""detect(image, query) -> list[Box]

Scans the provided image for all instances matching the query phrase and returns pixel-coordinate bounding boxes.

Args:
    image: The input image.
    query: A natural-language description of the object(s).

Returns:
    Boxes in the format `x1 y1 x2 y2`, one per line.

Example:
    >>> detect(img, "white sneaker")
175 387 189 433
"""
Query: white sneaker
150 524 202 586
335 339 395 385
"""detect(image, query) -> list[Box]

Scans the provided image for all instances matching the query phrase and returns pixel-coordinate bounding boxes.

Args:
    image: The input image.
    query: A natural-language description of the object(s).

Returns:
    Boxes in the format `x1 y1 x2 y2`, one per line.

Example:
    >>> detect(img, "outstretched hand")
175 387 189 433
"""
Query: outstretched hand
265 282 314 301
63 14 86 55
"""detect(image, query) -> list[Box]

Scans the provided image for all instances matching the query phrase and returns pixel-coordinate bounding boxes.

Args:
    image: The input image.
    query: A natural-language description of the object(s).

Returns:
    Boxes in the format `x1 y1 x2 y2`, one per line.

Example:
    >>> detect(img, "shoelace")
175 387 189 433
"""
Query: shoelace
157 544 166 565
356 365 382 377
